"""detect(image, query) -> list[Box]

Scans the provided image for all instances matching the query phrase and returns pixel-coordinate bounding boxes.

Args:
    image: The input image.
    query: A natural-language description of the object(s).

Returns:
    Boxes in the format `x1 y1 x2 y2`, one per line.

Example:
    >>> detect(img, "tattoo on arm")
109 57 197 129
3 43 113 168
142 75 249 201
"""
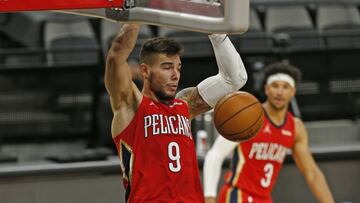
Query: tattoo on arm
176 87 193 100
176 87 211 119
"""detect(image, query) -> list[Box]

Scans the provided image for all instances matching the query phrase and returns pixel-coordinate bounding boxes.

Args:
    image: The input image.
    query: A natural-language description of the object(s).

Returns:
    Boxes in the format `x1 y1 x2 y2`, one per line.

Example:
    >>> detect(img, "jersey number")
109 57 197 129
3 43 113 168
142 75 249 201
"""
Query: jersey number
168 142 181 172
261 163 274 188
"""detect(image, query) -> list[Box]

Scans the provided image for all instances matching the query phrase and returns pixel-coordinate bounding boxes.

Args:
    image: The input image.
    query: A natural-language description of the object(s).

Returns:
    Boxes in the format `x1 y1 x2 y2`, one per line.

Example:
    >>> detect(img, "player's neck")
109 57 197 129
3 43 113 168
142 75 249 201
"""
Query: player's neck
263 101 288 126
142 90 172 105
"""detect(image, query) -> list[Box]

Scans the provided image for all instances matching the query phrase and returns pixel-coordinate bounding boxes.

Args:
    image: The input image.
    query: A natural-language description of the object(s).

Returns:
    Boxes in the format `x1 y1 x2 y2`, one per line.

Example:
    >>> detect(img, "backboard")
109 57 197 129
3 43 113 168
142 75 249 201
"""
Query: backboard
0 0 124 11
0 0 249 34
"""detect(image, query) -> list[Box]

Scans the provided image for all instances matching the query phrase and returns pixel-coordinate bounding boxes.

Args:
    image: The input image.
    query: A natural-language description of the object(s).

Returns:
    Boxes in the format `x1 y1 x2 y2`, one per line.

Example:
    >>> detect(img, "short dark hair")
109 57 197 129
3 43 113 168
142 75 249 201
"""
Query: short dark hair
139 37 184 65
263 61 302 86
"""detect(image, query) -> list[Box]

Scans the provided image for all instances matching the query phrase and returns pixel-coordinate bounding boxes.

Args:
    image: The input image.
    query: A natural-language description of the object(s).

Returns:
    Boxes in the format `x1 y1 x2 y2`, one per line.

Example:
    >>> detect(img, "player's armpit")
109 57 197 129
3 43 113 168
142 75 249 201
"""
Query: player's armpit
176 87 211 119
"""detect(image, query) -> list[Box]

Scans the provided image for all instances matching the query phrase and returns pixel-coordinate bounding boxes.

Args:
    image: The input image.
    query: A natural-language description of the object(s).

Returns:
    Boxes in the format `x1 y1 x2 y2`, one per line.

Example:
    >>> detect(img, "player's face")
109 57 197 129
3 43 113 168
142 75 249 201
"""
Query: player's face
265 80 295 110
146 53 181 101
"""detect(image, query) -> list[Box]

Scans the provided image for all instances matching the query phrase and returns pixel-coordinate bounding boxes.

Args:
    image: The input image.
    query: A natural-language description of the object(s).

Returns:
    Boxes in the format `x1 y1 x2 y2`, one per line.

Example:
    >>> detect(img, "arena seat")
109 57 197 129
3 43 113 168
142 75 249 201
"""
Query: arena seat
265 5 324 51
234 8 272 54
317 4 360 49
264 5 327 82
0 13 49 66
316 4 360 83
0 12 49 47
43 13 100 65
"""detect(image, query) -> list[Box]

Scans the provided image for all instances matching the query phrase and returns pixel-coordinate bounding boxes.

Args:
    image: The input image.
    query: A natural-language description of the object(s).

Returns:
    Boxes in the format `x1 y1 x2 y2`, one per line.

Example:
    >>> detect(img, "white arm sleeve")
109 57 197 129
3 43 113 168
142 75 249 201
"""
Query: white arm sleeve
203 135 238 197
197 34 248 107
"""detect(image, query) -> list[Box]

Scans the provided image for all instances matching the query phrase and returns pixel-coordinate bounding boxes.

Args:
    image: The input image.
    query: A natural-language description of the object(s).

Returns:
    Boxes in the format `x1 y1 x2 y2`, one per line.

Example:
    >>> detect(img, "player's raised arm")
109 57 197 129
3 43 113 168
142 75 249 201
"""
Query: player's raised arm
104 23 141 112
177 34 248 119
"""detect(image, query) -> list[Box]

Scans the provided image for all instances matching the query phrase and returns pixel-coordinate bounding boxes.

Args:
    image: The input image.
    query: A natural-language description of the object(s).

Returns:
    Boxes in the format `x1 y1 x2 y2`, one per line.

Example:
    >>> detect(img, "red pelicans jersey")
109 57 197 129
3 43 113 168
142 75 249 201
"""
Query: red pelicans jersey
113 96 204 203
218 111 296 203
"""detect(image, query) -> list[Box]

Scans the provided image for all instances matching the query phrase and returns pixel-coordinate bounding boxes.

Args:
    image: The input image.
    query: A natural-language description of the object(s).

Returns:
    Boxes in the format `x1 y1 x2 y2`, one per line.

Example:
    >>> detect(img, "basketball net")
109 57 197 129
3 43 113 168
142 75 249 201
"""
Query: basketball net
0 0 249 34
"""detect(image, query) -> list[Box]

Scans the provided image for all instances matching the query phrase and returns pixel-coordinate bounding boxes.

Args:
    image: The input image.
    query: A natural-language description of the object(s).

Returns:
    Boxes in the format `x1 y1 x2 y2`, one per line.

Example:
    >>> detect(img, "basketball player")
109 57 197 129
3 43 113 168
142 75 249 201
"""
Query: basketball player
105 23 248 202
203 62 334 203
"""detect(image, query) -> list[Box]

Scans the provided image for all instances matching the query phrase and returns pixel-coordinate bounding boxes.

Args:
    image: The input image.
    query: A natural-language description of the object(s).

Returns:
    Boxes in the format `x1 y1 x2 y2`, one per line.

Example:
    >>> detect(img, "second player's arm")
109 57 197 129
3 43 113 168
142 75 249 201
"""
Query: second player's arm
292 118 334 203
177 34 248 118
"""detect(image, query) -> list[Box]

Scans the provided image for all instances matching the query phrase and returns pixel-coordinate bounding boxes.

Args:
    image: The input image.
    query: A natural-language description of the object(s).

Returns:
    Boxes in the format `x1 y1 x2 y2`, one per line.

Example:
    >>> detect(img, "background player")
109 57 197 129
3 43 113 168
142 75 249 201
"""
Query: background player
105 23 248 202
203 61 334 203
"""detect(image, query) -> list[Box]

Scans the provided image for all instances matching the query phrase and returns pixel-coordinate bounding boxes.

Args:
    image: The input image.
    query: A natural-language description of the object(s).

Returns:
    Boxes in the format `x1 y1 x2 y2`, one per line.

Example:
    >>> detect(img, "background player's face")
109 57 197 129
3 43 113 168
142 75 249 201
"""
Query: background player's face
145 53 181 101
265 80 295 110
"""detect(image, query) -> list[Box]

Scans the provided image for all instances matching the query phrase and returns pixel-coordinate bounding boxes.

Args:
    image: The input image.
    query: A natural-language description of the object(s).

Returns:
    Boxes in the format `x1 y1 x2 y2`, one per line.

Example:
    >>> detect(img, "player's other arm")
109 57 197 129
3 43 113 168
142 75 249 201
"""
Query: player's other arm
203 136 238 203
292 118 334 203
176 34 247 119
105 24 142 136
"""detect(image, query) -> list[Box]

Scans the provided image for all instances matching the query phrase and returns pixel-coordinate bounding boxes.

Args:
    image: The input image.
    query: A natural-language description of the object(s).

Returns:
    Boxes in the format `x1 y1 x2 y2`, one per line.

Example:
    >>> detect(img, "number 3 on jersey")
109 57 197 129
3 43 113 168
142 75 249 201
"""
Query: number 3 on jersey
261 163 274 188
168 142 181 172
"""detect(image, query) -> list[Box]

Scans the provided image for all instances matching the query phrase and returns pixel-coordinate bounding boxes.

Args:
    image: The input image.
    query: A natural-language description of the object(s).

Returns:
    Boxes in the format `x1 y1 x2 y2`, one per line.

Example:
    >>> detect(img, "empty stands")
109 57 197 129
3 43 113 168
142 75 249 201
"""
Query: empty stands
0 0 360 162
0 1 360 203
44 13 100 65
266 5 325 51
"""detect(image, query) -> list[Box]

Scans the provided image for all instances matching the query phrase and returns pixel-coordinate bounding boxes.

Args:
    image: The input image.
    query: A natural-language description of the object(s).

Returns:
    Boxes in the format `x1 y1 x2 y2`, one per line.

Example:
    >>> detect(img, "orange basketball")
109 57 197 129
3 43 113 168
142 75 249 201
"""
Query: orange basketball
214 91 264 142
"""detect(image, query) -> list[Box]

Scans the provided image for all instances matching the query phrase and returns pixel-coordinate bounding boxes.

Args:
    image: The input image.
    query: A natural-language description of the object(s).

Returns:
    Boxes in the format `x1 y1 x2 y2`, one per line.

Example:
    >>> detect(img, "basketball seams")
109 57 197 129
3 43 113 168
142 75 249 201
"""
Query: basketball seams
214 92 255 121
217 101 260 129
214 91 264 142
224 106 264 139
240 113 263 140
214 92 240 128
214 92 242 119
229 118 263 141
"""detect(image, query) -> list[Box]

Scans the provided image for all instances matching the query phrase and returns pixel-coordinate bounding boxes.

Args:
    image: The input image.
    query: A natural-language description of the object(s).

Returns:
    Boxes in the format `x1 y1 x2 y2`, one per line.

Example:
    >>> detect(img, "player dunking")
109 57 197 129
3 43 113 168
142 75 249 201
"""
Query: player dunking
105 23 248 202
203 62 334 203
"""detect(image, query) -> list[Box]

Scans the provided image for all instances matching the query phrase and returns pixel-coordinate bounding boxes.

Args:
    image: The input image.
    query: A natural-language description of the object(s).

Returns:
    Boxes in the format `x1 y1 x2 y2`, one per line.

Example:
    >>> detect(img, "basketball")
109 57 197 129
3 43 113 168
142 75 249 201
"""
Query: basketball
213 91 264 142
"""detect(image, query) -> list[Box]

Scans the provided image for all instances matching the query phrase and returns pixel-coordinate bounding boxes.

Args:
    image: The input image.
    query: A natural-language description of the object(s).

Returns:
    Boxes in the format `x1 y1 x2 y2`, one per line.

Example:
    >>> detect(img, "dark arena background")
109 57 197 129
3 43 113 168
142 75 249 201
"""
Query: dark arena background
0 0 360 202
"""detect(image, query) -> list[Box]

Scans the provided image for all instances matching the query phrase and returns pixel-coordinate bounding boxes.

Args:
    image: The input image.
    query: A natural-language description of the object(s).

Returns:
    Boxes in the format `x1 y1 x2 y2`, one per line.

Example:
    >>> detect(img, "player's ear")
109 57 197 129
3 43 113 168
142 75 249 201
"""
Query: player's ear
141 63 150 79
